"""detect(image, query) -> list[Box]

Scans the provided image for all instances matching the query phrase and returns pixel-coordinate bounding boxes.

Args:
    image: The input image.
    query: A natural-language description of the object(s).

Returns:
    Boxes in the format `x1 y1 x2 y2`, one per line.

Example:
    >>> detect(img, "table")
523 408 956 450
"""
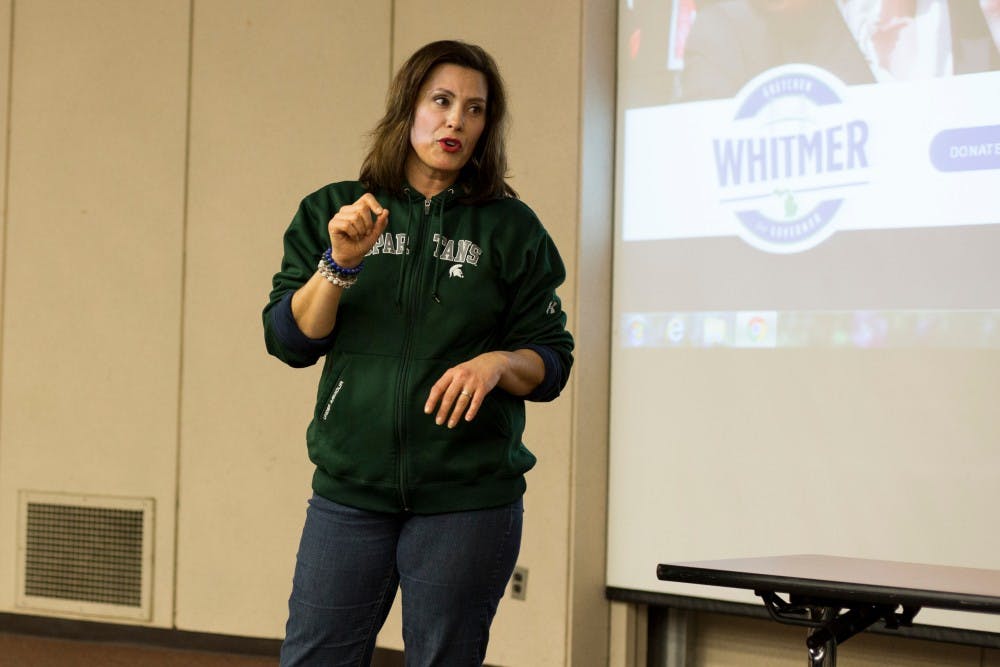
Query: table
656 555 1000 666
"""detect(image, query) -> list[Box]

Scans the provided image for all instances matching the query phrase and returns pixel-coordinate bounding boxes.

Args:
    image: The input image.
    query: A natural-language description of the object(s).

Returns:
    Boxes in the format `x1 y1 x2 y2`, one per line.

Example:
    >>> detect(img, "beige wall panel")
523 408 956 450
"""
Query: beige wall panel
0 0 7 281
0 0 190 626
0 0 10 613
693 614 984 667
608 602 647 667
387 2 583 664
836 632 980 667
567 0 615 663
693 613 826 667
175 0 391 637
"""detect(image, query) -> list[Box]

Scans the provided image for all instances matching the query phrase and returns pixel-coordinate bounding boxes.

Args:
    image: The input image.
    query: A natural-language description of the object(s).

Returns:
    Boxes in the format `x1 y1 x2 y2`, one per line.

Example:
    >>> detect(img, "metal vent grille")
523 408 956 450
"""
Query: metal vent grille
17 492 154 620
25 503 144 606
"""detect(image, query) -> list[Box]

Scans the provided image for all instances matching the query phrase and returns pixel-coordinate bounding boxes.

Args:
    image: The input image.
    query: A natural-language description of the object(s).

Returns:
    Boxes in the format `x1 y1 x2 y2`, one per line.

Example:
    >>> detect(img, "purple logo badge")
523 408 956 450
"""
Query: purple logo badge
713 65 871 253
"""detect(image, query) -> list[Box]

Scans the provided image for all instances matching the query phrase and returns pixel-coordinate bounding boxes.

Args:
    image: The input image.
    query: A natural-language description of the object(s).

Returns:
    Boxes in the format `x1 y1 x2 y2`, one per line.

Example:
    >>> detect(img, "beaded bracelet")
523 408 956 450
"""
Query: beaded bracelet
317 257 358 289
322 248 364 275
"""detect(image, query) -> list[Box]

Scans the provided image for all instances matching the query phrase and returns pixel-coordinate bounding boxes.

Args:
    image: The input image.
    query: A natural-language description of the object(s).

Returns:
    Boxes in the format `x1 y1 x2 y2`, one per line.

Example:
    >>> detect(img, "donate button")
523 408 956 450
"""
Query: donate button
929 124 1000 172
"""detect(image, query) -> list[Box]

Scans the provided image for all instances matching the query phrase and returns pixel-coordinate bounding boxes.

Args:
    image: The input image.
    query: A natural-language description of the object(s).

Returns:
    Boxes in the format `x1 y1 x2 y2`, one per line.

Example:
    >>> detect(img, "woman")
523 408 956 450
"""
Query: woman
262 40 574 666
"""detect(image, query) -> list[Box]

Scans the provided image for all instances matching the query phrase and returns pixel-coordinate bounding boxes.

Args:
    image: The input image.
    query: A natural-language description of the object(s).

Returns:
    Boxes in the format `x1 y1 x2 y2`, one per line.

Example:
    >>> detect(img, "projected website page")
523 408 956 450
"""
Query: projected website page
616 0 1000 350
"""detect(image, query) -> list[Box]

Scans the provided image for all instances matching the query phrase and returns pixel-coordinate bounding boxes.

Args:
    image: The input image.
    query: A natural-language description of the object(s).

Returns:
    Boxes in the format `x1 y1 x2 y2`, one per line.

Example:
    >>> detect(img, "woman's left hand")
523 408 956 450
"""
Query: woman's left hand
425 352 507 428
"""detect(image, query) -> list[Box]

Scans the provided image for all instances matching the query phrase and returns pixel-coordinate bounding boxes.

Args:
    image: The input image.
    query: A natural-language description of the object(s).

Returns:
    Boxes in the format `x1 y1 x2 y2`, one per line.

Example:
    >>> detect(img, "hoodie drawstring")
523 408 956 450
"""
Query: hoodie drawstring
430 188 454 304
394 188 418 310
394 187 454 309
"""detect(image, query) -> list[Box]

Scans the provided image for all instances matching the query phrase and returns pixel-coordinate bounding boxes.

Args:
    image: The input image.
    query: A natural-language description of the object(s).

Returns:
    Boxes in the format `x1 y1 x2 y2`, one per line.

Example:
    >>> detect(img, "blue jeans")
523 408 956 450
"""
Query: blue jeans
280 493 523 667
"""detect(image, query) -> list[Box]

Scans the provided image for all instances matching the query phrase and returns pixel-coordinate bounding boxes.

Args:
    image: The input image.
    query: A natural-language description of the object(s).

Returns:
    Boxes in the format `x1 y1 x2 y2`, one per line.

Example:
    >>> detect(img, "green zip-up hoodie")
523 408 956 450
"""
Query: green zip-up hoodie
263 181 574 514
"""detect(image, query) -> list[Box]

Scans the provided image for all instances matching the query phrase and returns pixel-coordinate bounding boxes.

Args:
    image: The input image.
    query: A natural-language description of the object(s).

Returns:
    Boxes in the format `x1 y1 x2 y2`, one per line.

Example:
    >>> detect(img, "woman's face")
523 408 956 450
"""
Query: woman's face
406 63 488 193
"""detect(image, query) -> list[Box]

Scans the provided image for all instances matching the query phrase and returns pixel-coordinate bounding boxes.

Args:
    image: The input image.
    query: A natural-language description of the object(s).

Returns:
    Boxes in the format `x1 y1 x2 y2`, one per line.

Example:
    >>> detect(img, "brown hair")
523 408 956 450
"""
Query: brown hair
359 40 517 203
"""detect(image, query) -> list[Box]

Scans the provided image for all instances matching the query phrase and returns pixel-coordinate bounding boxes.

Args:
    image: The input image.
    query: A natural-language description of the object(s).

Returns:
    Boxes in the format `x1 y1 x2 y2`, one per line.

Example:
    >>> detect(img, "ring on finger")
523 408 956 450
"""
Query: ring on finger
460 390 472 398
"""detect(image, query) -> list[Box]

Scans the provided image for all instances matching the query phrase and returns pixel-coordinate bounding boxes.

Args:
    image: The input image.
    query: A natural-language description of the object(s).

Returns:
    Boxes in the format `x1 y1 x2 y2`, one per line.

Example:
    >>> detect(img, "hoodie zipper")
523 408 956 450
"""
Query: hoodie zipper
394 195 433 511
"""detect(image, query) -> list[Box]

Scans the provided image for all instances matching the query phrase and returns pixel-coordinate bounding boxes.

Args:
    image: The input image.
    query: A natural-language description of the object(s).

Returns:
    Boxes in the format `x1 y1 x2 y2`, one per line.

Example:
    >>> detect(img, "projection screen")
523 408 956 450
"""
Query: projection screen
607 0 1000 633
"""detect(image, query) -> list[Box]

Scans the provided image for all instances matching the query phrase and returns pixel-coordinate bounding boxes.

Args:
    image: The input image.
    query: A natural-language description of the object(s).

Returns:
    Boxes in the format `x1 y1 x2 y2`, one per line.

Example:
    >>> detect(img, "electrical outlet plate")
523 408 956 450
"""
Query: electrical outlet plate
510 565 528 600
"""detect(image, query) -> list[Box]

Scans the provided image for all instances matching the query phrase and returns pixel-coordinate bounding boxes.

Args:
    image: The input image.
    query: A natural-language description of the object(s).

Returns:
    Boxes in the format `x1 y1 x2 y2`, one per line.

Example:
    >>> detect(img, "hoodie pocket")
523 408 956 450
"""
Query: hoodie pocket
318 358 351 422
404 359 529 487
307 354 398 486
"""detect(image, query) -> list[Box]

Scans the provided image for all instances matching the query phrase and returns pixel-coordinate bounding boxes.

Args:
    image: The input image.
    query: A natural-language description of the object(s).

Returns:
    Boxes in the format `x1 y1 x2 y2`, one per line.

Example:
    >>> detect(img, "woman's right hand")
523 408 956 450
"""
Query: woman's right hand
329 193 390 268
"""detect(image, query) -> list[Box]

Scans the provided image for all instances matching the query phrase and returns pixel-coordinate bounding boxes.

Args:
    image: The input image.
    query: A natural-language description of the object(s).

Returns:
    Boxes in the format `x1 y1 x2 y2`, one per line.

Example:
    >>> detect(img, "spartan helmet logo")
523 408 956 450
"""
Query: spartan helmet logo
448 264 464 279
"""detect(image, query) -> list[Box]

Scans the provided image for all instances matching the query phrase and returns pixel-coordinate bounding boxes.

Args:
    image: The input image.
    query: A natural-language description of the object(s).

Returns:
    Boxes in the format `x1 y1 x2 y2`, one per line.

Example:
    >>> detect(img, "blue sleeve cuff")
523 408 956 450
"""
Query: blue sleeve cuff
268 292 336 367
522 344 568 402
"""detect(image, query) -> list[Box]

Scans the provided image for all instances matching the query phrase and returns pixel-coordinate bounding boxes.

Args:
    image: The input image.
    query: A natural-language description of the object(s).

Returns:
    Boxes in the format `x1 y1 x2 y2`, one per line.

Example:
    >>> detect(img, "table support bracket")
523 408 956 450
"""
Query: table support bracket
757 590 921 666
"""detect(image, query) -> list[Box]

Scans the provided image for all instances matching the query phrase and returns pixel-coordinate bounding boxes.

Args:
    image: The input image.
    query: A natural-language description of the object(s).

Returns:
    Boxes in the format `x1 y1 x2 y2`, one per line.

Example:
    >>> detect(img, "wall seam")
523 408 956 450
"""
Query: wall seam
388 0 395 80
171 0 195 630
0 0 16 490
568 0 617 662
564 1 587 662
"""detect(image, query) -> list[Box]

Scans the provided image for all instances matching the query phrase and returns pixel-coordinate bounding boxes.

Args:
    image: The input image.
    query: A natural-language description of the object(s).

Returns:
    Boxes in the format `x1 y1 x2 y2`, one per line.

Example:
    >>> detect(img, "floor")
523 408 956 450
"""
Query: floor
0 632 277 666
0 631 406 667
